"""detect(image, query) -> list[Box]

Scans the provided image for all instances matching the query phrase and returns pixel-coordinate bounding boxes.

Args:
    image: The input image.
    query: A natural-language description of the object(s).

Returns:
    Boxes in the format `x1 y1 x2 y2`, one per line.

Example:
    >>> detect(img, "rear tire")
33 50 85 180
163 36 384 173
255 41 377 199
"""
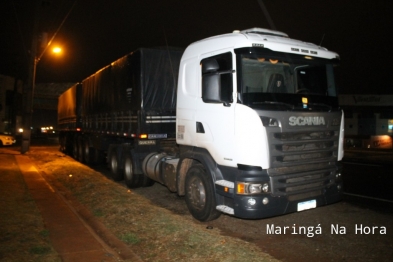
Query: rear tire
93 149 104 164
110 150 123 181
124 154 140 188
185 163 221 221
140 173 155 187
83 140 94 164
72 139 78 159
77 138 84 162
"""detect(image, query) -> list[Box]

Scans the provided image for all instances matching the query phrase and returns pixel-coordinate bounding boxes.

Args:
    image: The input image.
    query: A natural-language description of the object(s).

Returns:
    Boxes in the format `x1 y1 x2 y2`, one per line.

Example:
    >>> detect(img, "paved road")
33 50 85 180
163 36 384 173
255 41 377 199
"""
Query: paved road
343 148 393 203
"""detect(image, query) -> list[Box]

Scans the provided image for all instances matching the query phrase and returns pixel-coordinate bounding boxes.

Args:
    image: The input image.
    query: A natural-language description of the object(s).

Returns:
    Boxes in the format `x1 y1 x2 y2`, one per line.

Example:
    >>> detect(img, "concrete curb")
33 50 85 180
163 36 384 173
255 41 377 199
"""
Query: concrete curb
15 154 142 262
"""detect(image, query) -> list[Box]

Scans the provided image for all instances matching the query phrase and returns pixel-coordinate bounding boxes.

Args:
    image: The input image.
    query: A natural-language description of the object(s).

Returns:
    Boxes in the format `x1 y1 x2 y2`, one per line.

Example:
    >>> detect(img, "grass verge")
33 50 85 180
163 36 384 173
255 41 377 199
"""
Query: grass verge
28 146 278 262
0 154 60 262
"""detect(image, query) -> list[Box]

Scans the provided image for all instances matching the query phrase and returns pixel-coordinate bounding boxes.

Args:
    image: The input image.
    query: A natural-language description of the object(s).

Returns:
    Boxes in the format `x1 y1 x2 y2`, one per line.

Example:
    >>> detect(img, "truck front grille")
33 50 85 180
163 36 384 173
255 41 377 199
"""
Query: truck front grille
270 130 338 167
268 129 339 198
269 164 336 198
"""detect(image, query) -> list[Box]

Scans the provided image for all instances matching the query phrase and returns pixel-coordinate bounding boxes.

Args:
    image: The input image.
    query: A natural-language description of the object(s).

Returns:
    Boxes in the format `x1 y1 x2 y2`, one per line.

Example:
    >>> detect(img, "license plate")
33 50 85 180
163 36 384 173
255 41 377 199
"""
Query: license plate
297 199 316 212
138 140 156 145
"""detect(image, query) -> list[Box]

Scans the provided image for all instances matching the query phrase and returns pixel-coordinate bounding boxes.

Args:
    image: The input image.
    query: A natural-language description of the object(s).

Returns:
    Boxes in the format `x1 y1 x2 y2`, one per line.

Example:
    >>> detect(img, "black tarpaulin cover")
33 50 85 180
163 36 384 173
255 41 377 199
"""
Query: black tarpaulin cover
58 83 81 127
81 48 183 116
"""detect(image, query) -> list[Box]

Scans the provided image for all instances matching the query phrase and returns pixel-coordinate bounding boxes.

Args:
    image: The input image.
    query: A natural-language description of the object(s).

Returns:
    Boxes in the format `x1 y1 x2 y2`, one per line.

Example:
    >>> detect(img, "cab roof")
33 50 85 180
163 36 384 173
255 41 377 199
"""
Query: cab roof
183 28 339 60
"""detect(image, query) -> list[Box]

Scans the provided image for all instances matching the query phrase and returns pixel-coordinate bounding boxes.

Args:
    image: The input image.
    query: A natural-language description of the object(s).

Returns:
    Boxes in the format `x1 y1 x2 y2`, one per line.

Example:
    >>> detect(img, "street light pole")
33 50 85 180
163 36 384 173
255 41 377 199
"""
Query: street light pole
21 0 41 154
20 0 75 154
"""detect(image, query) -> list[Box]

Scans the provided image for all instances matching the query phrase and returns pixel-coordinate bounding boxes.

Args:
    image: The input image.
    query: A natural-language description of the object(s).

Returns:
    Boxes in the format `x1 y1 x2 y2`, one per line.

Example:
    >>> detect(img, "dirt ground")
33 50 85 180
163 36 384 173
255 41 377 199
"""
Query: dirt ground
17 144 393 261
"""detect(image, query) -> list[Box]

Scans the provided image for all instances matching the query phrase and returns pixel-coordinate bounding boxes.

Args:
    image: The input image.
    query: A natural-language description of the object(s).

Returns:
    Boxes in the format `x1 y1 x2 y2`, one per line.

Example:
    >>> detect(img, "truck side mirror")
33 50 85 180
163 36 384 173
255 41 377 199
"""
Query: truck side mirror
202 59 223 103
202 59 219 73
202 74 222 103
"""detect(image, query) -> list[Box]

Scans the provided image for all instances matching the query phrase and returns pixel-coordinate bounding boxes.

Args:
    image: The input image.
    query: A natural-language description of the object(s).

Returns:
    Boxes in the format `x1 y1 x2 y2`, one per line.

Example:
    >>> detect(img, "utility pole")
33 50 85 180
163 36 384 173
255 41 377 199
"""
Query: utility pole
21 0 41 154
256 0 277 30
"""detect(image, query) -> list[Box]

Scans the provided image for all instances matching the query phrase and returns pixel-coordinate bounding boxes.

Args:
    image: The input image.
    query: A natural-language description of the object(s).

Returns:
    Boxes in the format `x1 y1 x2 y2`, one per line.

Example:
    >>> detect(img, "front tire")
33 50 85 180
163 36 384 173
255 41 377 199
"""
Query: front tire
185 163 221 221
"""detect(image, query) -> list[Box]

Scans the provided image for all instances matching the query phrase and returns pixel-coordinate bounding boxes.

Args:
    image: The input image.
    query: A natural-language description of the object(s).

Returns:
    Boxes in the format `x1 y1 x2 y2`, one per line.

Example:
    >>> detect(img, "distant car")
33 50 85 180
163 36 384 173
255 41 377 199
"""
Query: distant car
0 133 16 146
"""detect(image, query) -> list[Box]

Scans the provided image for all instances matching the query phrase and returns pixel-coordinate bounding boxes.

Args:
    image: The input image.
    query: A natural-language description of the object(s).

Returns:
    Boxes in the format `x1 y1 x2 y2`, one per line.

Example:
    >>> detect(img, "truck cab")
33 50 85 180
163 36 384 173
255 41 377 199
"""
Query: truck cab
176 28 344 221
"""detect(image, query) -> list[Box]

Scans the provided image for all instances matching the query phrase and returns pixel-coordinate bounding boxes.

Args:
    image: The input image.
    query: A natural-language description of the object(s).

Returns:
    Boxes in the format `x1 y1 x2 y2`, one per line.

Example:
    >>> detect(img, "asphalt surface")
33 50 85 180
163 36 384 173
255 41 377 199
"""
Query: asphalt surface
343 148 393 198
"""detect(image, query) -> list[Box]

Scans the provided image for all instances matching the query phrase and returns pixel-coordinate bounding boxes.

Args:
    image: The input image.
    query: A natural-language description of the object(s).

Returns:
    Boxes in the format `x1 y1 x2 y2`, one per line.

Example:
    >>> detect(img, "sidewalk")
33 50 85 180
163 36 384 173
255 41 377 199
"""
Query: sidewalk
2 148 141 262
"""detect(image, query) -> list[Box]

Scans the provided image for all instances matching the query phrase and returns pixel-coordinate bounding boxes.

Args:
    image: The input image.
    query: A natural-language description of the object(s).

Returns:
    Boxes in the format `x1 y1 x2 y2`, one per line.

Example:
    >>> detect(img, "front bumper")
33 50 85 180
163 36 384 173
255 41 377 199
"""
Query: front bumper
215 163 343 219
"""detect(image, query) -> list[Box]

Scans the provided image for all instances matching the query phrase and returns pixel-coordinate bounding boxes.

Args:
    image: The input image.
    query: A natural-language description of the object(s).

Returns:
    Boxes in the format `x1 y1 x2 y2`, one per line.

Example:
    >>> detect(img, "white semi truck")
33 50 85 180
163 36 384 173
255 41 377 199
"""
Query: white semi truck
59 28 344 221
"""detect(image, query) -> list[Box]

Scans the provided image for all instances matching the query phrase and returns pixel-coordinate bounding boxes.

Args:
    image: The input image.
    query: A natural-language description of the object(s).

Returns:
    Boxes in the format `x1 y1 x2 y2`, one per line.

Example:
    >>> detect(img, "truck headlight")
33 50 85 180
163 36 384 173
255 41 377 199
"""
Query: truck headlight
237 182 270 195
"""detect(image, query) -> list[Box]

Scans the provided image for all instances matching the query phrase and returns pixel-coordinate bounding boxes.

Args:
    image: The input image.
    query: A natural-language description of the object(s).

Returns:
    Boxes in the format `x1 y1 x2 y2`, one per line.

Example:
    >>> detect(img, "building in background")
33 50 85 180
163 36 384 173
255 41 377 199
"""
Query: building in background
33 82 73 135
339 95 393 149
0 77 72 137
0 74 23 134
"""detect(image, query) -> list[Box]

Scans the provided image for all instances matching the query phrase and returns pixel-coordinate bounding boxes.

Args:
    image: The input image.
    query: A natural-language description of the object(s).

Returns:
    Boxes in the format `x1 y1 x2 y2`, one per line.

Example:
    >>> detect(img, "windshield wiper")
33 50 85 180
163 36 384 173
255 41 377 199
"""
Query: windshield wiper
306 102 332 111
252 101 294 110
252 101 334 111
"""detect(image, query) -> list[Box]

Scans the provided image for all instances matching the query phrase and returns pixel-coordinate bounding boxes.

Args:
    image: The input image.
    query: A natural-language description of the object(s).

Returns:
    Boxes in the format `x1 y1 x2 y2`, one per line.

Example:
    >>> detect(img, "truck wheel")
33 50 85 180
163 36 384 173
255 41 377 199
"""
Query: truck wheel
77 138 84 163
140 174 155 187
93 149 104 164
83 141 94 164
110 150 123 181
72 139 78 159
185 163 221 221
124 154 140 188
64 136 71 155
59 136 65 152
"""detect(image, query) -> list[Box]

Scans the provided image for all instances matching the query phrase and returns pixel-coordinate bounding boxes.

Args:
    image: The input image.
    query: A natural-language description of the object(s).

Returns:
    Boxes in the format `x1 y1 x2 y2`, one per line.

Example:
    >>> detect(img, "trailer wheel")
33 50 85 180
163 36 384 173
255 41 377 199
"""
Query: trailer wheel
93 149 104 165
110 150 123 181
185 163 221 221
59 135 66 152
140 174 155 187
72 139 78 159
83 140 94 164
124 153 140 188
65 135 73 155
77 138 84 163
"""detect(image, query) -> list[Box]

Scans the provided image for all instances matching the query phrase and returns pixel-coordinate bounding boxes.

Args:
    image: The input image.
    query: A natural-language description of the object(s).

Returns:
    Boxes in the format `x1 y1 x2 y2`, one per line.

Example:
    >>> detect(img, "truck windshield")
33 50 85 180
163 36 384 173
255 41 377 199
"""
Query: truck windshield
236 48 340 110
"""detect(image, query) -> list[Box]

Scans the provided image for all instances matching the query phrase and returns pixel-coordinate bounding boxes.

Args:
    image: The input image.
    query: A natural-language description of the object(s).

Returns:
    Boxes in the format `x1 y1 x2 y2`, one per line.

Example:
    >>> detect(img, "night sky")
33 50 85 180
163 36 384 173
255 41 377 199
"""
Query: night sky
1 0 392 94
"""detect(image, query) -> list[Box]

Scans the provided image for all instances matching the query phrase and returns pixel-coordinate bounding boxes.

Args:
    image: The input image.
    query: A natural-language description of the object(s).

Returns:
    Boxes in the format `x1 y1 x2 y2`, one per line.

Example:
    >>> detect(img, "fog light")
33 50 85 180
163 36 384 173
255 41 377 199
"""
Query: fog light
336 172 341 178
248 198 256 206
262 197 269 205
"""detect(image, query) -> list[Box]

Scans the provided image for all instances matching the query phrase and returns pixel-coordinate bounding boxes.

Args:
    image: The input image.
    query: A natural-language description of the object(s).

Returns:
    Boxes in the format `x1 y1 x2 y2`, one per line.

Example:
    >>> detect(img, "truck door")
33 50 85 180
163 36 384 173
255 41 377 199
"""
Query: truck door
196 52 236 167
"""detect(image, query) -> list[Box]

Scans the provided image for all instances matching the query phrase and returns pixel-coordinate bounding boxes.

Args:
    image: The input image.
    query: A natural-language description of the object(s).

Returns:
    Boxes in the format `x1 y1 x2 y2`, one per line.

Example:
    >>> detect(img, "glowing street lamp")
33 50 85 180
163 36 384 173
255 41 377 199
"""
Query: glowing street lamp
53 47 62 54
21 0 75 154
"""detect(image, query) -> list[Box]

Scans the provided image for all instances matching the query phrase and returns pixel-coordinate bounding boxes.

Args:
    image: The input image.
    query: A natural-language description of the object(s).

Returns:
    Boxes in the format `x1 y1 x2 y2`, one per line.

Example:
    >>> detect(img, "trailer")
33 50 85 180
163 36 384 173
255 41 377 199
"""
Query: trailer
59 28 344 221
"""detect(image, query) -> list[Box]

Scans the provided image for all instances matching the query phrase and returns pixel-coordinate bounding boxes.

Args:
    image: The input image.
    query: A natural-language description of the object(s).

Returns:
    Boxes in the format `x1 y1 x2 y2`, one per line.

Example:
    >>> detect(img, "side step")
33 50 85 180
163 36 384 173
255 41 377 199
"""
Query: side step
216 205 234 215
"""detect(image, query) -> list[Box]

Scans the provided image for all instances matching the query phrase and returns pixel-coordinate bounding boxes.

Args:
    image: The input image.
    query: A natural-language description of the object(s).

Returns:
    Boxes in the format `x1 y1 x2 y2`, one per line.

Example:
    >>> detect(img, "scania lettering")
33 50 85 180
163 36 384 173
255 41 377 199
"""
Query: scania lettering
289 116 326 126
58 28 344 221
